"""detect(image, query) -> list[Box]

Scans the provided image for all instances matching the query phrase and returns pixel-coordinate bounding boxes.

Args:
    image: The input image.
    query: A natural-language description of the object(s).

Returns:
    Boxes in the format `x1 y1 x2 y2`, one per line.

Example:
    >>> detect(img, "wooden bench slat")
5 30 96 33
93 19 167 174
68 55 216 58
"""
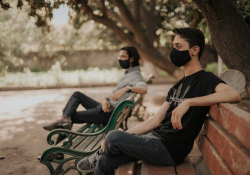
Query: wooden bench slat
209 103 250 150
204 118 250 175
84 134 104 152
83 128 105 152
175 157 196 175
116 108 130 129
196 133 233 175
55 123 91 146
70 124 99 149
141 162 176 175
92 135 105 150
76 123 92 133
76 126 105 151
115 162 136 175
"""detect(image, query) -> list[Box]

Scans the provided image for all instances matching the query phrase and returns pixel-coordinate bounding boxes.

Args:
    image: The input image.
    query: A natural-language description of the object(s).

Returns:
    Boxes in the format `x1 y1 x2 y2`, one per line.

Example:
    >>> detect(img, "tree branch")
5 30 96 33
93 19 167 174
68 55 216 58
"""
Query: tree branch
133 0 141 22
95 0 107 16
95 0 124 26
79 0 135 45
140 2 157 44
189 11 203 28
111 0 151 47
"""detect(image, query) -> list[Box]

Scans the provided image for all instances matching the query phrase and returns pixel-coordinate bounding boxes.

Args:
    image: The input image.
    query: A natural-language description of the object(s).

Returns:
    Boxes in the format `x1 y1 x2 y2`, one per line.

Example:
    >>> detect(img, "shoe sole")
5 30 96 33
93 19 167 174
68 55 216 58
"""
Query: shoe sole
43 124 72 131
77 163 94 173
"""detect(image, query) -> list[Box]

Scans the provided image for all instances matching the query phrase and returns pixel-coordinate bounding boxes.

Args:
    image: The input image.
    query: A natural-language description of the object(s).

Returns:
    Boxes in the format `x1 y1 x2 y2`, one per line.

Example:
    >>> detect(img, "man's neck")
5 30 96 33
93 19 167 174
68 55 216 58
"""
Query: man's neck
183 59 203 77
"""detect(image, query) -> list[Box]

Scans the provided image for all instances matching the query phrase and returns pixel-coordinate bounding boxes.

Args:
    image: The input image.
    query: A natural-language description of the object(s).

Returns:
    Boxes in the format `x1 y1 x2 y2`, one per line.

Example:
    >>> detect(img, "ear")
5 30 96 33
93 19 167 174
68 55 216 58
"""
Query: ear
192 46 200 57
130 57 134 63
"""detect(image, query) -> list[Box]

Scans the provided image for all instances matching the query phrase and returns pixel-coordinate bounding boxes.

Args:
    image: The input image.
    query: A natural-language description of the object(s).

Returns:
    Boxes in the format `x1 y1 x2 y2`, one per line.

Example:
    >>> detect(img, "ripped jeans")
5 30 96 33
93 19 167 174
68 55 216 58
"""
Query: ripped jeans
94 130 175 175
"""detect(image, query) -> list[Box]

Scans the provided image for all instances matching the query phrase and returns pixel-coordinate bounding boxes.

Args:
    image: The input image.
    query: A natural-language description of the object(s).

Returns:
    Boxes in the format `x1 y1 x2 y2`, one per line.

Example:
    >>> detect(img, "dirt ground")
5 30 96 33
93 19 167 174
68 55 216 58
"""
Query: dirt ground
0 84 171 175
0 84 210 175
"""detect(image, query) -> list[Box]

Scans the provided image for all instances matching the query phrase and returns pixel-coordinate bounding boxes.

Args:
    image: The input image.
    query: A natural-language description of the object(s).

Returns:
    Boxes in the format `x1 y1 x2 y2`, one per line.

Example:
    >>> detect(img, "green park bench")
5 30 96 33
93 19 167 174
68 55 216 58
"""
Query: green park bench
40 93 141 175
40 75 153 175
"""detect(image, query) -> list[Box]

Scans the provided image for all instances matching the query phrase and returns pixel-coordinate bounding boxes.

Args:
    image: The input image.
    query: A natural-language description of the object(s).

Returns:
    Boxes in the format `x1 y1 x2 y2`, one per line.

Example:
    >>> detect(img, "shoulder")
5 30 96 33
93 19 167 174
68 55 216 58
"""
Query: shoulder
129 71 143 78
201 71 223 82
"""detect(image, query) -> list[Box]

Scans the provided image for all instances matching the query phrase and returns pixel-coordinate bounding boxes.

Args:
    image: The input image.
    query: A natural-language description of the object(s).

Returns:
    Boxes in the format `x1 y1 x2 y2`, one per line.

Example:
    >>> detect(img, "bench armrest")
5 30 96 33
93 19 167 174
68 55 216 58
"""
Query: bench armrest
47 128 107 147
47 100 135 148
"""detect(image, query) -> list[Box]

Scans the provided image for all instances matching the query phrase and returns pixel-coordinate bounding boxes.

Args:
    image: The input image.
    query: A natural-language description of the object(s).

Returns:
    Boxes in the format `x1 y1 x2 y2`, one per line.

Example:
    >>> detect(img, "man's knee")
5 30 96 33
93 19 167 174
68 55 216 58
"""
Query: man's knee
105 130 124 144
104 130 125 151
72 91 83 98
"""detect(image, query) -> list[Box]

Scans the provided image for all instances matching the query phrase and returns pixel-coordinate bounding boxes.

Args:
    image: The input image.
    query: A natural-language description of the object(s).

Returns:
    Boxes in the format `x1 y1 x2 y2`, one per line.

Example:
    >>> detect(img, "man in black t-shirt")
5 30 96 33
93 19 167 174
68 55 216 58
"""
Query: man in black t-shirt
77 27 241 175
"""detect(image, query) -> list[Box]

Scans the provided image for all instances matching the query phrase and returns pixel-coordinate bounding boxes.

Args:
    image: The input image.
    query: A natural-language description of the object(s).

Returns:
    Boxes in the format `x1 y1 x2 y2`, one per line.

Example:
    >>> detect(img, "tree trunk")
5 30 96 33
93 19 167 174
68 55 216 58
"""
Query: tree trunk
194 0 250 93
136 45 184 80
143 60 160 77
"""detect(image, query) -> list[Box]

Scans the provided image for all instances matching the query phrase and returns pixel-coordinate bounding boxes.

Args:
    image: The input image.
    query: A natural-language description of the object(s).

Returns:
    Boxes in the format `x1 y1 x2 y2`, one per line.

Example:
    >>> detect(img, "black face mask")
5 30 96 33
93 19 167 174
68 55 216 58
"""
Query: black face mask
119 59 131 69
170 48 192 67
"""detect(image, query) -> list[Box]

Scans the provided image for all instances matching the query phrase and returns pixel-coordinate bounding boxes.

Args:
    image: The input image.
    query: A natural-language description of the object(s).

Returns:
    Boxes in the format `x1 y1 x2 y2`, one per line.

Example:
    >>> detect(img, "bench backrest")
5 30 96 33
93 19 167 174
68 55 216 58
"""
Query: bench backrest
104 93 137 135
196 103 250 175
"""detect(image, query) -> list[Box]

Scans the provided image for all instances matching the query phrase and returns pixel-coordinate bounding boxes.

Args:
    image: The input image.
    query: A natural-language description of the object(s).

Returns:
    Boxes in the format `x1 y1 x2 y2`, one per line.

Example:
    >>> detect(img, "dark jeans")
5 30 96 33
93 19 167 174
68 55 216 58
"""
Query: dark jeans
63 91 112 125
94 130 175 175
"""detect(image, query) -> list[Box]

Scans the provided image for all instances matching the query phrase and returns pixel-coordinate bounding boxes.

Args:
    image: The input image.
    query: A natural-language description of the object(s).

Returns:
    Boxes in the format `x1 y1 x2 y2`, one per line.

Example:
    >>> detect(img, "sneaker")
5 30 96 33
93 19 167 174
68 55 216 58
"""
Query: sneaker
77 149 102 173
43 119 72 131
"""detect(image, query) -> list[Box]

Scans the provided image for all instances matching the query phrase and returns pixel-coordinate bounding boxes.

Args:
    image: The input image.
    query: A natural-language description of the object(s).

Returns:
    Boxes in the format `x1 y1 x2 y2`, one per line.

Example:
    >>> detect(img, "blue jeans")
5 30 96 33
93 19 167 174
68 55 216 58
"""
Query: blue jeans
94 130 175 175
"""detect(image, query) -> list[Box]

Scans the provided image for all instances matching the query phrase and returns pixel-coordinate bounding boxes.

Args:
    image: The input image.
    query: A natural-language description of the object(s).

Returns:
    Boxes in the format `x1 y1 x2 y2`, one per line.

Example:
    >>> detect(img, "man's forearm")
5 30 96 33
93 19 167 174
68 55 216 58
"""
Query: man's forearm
127 117 157 135
130 86 147 94
187 90 241 107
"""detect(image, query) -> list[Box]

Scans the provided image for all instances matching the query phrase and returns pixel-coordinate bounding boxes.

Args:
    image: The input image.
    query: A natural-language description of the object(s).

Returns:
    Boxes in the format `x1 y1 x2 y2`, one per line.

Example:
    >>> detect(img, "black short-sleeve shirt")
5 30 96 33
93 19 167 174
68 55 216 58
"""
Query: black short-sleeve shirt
152 70 226 165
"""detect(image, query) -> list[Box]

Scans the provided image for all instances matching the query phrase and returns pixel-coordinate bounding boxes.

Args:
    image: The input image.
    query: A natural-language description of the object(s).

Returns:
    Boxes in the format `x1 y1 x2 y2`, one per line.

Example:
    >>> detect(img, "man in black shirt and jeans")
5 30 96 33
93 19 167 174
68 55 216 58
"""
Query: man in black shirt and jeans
77 27 241 174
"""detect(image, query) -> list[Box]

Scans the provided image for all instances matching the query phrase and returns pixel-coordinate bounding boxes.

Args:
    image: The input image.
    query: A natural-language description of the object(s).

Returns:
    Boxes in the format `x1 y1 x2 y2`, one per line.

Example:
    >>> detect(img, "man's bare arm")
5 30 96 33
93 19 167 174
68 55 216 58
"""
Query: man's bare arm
130 86 147 94
186 83 241 106
112 86 147 101
100 101 169 152
171 83 241 130
126 102 170 135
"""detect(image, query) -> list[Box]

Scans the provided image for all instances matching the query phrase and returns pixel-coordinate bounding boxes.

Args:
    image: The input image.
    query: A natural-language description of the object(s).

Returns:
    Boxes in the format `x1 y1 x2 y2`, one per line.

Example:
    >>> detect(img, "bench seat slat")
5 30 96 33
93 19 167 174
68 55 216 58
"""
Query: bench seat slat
141 162 176 175
84 133 105 152
92 135 105 151
175 157 196 175
115 162 136 175
70 124 99 149
56 123 91 146
76 123 91 133
76 126 105 151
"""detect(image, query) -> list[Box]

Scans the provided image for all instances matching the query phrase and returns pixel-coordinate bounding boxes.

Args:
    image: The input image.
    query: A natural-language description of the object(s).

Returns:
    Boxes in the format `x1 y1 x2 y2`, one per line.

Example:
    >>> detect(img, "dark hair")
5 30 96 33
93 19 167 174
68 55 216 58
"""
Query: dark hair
173 27 205 59
120 46 140 67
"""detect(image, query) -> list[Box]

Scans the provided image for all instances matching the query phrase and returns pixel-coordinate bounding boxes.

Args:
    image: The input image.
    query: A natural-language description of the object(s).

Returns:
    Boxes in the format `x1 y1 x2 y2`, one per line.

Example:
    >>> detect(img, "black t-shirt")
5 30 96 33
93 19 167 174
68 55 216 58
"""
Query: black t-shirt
151 70 226 165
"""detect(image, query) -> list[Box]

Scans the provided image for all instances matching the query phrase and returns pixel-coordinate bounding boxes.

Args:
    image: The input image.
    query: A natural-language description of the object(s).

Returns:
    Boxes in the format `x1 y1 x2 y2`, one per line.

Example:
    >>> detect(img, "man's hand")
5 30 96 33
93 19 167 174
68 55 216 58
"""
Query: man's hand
101 139 105 152
171 100 190 130
102 99 111 112
112 87 128 101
